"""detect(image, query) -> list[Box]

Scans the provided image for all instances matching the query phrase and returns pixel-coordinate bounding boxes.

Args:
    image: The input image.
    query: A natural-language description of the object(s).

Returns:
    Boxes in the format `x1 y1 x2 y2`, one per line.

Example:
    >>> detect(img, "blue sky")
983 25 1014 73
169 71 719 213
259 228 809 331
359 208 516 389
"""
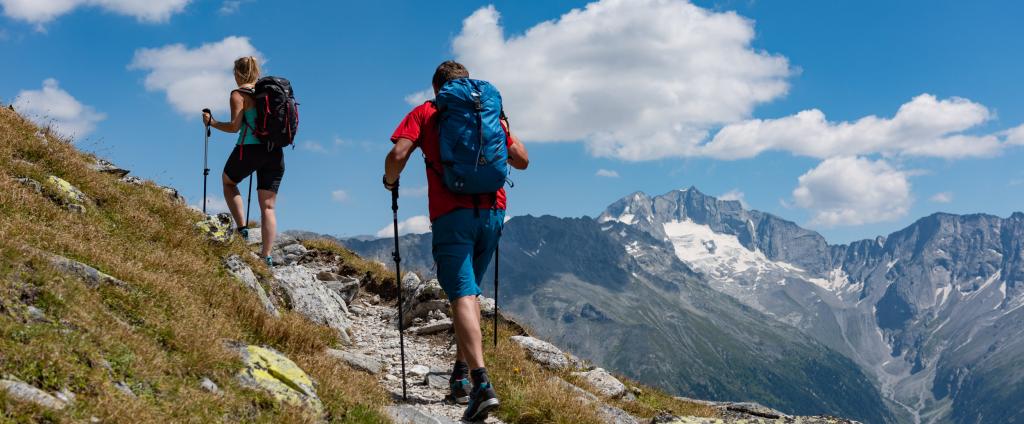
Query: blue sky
2 0 1023 244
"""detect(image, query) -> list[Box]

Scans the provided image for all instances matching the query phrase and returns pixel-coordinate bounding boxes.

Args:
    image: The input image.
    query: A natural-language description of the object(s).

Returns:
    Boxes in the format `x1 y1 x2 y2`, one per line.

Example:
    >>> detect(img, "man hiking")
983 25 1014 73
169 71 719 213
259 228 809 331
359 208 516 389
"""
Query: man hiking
203 56 297 267
383 60 529 421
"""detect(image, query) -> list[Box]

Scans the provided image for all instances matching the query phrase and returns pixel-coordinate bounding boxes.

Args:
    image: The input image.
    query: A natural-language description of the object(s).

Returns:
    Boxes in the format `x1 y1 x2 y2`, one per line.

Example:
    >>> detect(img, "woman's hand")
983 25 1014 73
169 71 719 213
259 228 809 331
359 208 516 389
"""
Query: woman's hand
202 110 213 126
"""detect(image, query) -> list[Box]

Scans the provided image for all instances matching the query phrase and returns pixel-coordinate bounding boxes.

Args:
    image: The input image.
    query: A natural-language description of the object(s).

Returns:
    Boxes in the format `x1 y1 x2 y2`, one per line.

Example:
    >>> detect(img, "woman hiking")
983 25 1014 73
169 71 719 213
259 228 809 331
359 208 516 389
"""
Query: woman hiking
202 56 284 266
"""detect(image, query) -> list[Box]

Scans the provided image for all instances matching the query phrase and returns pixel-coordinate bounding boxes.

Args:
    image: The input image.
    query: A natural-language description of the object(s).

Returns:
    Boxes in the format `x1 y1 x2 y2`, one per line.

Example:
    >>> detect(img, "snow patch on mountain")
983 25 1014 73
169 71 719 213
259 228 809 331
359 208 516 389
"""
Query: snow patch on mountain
663 220 797 280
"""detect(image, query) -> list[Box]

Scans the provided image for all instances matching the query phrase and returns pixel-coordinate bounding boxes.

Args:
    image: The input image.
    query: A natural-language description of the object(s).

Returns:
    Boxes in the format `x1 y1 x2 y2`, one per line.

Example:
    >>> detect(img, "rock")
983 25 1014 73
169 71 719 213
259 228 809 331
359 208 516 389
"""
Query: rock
46 175 90 212
200 377 221 395
385 405 458 424
234 343 323 414
326 349 384 375
26 305 48 323
408 365 430 381
47 253 128 288
425 373 450 389
120 175 145 185
548 377 638 423
196 213 233 243
114 381 136 398
280 243 308 264
511 336 578 370
273 264 352 344
724 402 787 419
479 296 496 317
159 185 186 204
34 131 48 144
90 158 130 178
317 271 340 281
400 276 450 328
324 277 360 305
245 228 263 246
0 379 67 410
410 318 452 336
54 388 76 404
275 233 298 248
15 177 42 194
573 368 627 398
224 255 280 317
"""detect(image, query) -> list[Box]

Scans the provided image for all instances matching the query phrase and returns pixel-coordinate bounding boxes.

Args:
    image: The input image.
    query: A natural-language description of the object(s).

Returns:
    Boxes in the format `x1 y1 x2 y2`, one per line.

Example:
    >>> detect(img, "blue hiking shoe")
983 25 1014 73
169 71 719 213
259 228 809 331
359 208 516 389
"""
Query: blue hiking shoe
237 227 249 241
448 377 470 405
265 256 274 268
462 382 499 422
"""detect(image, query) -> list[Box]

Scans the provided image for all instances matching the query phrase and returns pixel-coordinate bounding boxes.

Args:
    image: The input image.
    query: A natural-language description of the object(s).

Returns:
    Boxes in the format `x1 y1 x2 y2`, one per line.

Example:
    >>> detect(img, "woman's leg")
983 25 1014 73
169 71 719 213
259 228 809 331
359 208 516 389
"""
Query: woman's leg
222 172 245 227
257 189 277 258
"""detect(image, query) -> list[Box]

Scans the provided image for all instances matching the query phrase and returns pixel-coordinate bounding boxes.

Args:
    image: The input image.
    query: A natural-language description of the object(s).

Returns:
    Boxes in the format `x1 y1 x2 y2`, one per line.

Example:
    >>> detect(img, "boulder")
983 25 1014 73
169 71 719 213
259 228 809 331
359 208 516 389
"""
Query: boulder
196 213 233 243
400 274 449 328
47 253 127 288
272 265 352 344
234 344 323 414
511 336 579 370
280 243 308 265
573 368 627 398
224 255 280 317
326 349 384 375
15 177 42 194
120 175 144 185
548 377 638 424
90 158 130 177
425 373 449 389
723 402 787 419
410 318 452 336
324 276 360 305
45 175 90 213
479 296 496 317
0 378 67 410
385 405 457 424
159 185 186 204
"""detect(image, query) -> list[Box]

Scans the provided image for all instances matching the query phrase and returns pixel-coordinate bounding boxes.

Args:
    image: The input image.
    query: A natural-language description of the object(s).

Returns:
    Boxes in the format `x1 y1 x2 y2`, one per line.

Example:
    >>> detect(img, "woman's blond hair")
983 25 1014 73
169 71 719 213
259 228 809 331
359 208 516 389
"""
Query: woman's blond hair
233 56 260 85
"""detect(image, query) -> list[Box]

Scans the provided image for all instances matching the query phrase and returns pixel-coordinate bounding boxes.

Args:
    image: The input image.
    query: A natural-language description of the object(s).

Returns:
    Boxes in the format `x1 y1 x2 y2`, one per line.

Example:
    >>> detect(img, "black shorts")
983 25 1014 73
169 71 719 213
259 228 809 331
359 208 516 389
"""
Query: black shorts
223 144 285 193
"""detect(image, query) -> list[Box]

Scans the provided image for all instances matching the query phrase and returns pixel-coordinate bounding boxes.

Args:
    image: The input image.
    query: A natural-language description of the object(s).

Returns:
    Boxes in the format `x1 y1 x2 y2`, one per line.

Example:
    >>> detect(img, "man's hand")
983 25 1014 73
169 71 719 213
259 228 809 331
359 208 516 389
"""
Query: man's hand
383 175 399 192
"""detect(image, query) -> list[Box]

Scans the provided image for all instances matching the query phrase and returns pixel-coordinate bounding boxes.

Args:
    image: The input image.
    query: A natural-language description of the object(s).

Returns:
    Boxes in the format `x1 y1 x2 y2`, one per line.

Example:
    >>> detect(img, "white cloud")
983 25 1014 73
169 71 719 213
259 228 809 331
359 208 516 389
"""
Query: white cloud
595 169 619 178
1005 124 1024 146
792 156 912 227
218 0 243 15
404 88 433 106
13 78 105 138
442 0 791 161
192 195 230 214
128 36 262 116
0 0 190 25
330 189 349 203
718 189 748 208
301 141 327 153
703 94 1005 160
401 185 428 198
375 215 432 238
930 192 953 204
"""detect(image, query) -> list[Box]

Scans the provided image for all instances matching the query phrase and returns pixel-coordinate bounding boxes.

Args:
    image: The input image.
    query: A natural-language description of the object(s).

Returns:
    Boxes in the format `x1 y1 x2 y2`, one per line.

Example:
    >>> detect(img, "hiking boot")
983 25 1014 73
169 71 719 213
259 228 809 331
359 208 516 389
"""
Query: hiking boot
265 256 274 268
448 377 470 405
461 382 499 422
237 227 249 241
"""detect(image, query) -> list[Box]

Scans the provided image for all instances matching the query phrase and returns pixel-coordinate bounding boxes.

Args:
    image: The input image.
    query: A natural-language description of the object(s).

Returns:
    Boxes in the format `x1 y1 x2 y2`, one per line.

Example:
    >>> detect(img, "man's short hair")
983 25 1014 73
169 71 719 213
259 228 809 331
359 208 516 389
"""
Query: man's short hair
432 61 470 91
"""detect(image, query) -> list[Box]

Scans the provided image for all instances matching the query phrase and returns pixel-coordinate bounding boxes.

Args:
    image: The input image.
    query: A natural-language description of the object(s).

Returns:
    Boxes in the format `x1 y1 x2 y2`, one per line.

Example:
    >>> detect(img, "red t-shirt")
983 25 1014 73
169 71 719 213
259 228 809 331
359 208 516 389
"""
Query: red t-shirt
391 101 509 221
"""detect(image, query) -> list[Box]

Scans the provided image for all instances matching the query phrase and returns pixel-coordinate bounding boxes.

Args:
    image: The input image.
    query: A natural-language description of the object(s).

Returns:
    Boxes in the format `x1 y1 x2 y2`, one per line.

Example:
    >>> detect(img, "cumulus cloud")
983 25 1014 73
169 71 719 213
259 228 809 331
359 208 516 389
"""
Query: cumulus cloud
0 0 190 25
595 169 620 178
718 189 748 208
13 78 105 138
129 36 262 116
442 0 791 161
301 141 327 153
192 195 229 214
375 215 431 238
1005 124 1024 146
792 157 912 227
330 189 349 203
930 192 953 204
703 94 1006 160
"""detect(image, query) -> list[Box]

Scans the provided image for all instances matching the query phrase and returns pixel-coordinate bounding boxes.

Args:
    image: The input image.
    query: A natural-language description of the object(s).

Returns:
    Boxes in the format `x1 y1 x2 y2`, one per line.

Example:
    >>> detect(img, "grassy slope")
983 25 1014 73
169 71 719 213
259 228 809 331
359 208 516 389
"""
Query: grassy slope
0 107 715 423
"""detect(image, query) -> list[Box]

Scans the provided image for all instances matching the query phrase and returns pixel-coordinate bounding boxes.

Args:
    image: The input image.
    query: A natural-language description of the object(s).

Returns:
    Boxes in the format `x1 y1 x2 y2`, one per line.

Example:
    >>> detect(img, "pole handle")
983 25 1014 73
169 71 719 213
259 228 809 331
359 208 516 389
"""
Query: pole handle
202 108 212 136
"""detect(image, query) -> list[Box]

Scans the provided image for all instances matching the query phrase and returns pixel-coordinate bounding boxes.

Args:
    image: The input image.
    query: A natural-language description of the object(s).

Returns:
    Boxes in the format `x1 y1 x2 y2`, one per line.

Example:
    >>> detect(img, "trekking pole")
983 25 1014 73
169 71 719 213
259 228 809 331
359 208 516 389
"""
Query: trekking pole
494 240 499 347
201 108 211 214
390 186 407 401
245 173 253 227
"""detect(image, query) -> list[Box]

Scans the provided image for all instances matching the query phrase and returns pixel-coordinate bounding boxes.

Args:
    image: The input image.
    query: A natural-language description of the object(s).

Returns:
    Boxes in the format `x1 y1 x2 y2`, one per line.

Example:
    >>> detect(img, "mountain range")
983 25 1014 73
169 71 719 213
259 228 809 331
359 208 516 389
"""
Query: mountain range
326 187 1024 424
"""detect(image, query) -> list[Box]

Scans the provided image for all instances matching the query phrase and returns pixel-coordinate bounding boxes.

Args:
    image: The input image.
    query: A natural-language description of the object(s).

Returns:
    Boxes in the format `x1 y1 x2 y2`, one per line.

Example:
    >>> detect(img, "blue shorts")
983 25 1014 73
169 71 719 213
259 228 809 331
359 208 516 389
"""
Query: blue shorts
431 208 505 301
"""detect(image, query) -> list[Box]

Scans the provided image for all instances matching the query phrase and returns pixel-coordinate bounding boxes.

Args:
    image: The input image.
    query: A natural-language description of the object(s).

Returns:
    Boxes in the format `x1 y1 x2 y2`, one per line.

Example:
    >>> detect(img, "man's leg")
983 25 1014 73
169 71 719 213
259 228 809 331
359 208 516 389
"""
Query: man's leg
257 189 277 258
221 172 245 226
451 295 484 369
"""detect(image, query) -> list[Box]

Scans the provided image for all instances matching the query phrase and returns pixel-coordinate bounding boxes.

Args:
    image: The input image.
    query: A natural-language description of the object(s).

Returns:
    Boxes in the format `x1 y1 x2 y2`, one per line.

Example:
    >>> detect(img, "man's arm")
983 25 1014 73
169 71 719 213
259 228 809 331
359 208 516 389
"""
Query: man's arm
384 137 416 189
503 120 529 170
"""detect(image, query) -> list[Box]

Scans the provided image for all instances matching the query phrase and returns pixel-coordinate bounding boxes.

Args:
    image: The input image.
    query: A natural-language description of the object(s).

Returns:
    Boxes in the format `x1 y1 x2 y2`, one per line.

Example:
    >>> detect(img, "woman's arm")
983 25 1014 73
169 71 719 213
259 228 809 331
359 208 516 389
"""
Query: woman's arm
204 91 246 133
503 119 529 170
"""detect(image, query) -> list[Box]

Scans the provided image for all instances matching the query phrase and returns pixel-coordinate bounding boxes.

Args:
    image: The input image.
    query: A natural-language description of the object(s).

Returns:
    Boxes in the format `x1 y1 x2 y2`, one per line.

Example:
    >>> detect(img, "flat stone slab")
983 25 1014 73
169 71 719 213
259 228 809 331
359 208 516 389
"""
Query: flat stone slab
573 367 627 398
0 379 67 410
386 405 458 424
326 349 384 375
510 336 577 370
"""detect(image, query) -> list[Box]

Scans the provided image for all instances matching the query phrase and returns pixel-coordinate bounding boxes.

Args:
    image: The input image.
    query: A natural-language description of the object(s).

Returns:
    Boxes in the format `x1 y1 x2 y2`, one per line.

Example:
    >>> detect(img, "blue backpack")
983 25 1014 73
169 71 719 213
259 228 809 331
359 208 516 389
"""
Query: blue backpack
432 78 509 195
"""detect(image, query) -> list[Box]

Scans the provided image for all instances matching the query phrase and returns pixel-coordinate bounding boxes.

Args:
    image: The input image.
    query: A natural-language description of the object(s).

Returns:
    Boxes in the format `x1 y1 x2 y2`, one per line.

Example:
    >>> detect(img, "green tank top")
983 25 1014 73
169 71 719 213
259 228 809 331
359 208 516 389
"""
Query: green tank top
237 108 260 146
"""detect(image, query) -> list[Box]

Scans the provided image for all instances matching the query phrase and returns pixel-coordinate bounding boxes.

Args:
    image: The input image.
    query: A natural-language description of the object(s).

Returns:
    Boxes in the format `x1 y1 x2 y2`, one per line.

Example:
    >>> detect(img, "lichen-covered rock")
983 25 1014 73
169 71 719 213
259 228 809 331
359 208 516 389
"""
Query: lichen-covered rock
224 255 279 317
400 274 449 328
47 253 127 288
45 175 90 212
511 336 580 370
273 264 352 344
0 378 67 410
573 368 627 398
196 213 233 243
234 344 323 415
